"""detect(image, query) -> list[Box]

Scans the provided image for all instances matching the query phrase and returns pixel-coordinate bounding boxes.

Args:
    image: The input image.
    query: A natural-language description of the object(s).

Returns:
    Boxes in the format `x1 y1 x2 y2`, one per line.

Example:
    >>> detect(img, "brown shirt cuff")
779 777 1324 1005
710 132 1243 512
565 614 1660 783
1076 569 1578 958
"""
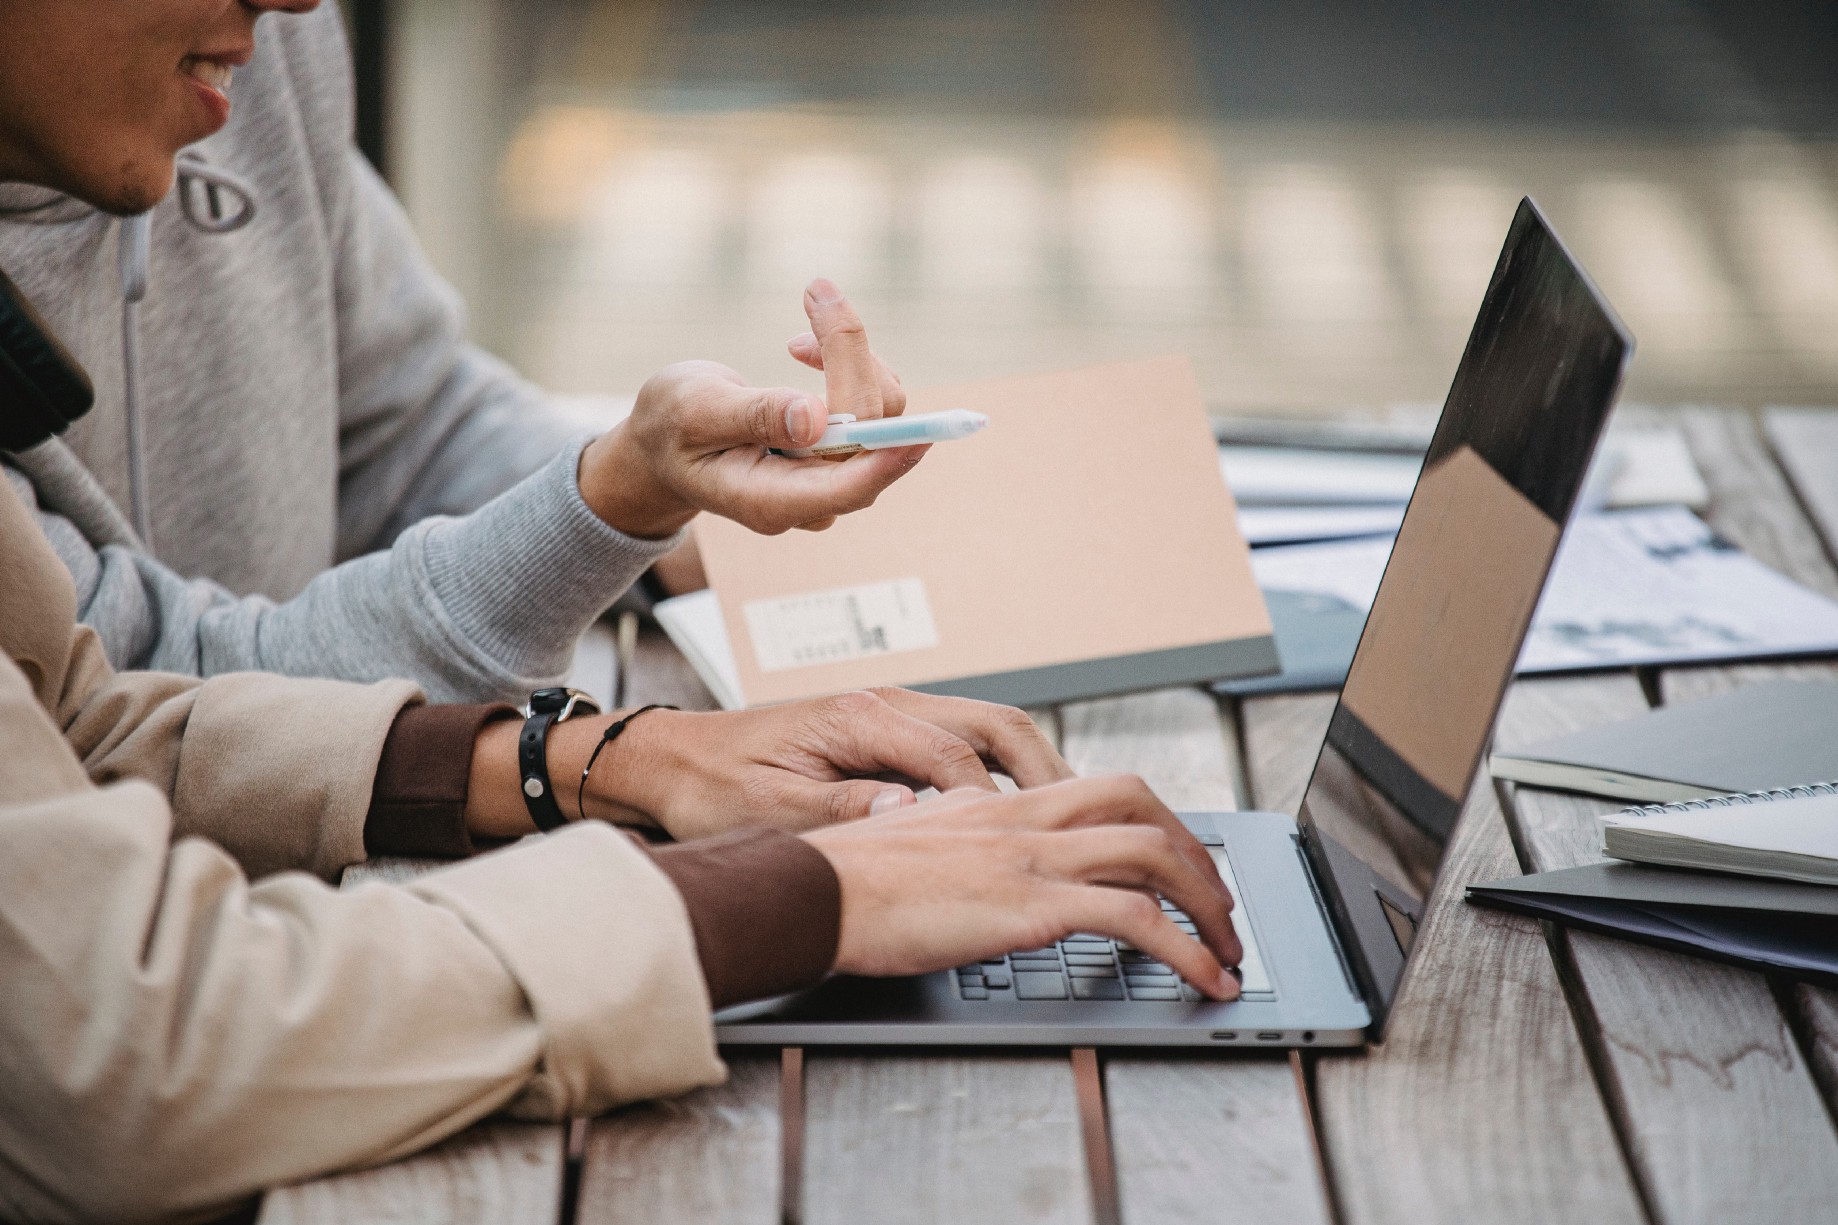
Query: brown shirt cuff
366 703 518 859
649 829 842 1010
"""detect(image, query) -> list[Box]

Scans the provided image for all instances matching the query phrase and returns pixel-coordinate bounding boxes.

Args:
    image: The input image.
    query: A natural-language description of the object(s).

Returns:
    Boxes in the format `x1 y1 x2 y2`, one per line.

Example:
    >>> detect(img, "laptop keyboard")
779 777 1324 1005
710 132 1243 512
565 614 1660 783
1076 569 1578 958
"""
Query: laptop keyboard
955 846 1272 1002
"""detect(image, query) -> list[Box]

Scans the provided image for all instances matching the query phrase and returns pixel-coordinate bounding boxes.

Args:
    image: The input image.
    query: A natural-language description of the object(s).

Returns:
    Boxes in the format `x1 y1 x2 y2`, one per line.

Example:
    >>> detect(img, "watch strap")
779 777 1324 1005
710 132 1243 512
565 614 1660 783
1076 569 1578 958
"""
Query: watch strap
518 688 600 833
518 709 570 832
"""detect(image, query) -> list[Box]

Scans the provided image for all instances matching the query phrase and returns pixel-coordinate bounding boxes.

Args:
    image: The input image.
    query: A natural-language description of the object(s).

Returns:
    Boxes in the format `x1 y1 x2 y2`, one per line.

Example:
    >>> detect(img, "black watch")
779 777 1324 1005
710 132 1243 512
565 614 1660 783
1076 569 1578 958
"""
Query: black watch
519 687 601 832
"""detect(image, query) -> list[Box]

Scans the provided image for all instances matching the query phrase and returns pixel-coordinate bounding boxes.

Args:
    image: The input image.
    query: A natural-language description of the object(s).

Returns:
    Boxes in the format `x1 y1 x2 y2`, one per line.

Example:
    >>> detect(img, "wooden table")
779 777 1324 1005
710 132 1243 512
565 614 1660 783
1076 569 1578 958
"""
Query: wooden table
259 406 1838 1225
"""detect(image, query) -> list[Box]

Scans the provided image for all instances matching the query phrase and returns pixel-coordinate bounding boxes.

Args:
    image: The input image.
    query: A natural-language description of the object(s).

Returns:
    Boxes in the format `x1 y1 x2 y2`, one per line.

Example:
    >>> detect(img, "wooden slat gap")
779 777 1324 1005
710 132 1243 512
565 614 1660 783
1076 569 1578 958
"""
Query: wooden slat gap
1538 917 1666 1225
1490 778 1543 881
1071 1049 1121 1225
1223 694 1259 810
1289 1051 1348 1225
558 1119 588 1225
780 1047 805 1225
1770 977 1838 1138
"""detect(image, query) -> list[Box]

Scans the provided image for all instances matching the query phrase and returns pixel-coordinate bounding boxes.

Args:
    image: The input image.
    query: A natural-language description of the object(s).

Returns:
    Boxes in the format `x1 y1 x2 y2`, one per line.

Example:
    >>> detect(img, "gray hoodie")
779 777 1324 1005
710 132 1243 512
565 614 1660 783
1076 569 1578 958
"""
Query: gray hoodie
0 3 676 703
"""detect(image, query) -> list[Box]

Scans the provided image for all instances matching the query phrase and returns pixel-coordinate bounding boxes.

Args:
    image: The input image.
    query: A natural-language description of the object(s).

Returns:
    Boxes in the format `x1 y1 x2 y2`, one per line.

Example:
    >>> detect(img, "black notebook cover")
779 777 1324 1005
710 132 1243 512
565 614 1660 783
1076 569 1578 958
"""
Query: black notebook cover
1467 861 1838 987
1489 680 1838 802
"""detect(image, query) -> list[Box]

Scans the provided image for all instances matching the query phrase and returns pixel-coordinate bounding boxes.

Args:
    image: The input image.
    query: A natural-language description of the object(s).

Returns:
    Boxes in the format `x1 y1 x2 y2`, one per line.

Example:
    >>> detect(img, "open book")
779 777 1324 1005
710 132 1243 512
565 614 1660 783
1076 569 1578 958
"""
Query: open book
1602 786 1838 886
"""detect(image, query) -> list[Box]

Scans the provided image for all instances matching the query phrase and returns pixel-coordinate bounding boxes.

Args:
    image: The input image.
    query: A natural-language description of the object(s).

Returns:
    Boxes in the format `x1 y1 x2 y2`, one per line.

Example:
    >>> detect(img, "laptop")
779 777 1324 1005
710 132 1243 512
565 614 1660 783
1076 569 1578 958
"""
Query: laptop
716 197 1633 1048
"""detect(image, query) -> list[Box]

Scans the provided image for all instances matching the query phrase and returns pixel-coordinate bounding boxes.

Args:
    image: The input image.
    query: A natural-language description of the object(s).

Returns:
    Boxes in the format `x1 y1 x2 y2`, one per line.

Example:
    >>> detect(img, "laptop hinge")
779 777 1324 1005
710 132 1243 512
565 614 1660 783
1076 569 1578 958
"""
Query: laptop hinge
1294 833 1363 1002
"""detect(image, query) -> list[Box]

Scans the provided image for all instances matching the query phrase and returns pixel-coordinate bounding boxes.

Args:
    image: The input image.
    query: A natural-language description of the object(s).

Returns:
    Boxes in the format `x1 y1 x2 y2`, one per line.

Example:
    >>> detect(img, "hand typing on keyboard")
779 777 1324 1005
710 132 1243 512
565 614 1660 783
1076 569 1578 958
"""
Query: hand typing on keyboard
500 687 1076 841
801 775 1243 1001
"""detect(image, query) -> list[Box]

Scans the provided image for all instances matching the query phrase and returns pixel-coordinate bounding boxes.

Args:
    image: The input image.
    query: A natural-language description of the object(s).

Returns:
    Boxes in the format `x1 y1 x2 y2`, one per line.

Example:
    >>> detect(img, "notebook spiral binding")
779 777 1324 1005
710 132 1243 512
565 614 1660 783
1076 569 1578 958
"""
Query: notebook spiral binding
1621 780 1838 819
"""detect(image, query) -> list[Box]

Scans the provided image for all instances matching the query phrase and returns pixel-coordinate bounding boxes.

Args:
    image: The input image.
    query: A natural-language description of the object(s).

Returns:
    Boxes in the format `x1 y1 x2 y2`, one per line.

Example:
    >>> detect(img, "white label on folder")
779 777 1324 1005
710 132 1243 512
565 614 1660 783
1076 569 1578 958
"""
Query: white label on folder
743 577 939 672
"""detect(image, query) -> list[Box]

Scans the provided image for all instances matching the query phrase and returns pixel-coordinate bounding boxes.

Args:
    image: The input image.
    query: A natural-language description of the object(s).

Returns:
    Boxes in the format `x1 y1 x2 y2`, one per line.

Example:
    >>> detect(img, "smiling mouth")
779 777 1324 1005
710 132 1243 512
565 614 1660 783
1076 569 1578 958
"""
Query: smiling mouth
180 57 234 93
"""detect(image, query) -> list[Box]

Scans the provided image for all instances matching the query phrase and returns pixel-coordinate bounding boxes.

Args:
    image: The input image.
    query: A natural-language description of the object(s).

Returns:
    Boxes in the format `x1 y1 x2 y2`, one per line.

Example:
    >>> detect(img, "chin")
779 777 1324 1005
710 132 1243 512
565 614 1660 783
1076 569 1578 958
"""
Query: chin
88 158 177 218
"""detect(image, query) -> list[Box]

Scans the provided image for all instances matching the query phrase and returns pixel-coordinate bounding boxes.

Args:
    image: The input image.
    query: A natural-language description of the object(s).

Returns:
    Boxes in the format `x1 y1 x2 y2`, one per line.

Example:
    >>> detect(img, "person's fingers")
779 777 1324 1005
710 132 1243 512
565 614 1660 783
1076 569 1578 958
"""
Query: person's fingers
803 279 885 421
879 363 907 417
1009 774 1226 891
698 443 929 535
812 691 998 793
673 377 827 453
786 329 907 418
743 773 917 831
1041 826 1241 966
1053 884 1238 1000
867 689 1075 788
788 331 823 369
795 514 839 532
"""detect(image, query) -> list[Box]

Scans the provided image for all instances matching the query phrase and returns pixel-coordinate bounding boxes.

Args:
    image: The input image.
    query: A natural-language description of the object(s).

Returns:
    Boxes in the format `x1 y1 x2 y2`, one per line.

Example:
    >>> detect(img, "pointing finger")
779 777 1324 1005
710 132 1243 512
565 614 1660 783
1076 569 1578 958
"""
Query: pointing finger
787 329 907 417
804 279 885 421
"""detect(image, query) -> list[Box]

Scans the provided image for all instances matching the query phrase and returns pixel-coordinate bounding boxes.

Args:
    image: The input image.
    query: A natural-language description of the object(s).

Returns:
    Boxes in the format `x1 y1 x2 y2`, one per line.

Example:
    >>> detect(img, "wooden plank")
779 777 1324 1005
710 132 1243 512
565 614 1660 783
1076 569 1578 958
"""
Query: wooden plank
575 1055 780 1225
257 1122 564 1225
1239 689 1644 1225
1679 405 1838 1144
1238 693 1336 818
802 1055 1093 1225
1315 783 1645 1225
1062 687 1334 1225
1677 406 1838 597
1763 406 1838 581
1497 675 1838 1224
1758 405 1838 1121
801 699 1088 1225
1057 687 1246 810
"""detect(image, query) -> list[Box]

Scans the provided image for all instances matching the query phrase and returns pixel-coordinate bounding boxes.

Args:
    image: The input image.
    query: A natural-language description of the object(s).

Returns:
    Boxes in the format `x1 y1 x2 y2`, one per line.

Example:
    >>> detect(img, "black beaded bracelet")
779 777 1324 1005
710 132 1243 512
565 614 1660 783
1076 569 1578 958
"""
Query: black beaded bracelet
578 704 679 823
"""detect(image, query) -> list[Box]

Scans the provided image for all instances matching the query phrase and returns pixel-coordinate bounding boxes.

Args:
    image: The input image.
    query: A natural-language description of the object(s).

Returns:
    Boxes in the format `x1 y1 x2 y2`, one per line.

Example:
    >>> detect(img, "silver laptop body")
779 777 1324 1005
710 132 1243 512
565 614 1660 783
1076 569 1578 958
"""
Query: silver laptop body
718 198 1632 1049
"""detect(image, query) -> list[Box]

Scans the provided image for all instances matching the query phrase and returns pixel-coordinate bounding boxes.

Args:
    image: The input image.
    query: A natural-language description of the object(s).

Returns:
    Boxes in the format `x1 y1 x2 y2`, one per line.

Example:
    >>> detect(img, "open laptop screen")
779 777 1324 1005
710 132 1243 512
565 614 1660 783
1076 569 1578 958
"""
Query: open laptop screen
1293 198 1631 1029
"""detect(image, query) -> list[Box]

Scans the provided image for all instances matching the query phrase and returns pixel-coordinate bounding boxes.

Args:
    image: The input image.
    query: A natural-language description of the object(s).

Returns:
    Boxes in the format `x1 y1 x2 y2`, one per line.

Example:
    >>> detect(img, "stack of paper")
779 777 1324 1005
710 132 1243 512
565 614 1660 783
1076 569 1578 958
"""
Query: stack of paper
1218 505 1838 697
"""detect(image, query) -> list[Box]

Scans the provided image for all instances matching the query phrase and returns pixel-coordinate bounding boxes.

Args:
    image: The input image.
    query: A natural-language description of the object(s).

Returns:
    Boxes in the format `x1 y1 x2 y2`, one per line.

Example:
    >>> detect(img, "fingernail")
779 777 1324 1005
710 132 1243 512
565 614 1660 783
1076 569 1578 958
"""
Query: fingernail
785 398 814 444
869 788 906 816
806 277 843 305
788 331 817 351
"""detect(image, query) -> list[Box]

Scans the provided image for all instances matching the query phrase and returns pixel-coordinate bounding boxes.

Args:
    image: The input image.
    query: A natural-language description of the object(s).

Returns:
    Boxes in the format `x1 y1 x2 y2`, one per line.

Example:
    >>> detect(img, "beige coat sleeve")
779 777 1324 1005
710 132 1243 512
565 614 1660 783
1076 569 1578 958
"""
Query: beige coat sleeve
0 482 725 1223
2 467 416 882
0 653 723 1225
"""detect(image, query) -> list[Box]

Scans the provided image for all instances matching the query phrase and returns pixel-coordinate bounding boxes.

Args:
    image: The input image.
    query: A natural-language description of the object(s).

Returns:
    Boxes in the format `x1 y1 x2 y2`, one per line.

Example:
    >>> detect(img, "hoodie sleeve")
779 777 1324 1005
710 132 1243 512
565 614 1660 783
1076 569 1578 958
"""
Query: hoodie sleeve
6 454 679 703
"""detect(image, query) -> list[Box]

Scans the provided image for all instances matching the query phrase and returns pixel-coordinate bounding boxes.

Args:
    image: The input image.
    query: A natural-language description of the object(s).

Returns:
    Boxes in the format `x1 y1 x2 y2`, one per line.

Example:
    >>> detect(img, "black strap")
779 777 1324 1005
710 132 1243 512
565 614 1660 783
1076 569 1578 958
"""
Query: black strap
518 708 572 832
577 705 678 823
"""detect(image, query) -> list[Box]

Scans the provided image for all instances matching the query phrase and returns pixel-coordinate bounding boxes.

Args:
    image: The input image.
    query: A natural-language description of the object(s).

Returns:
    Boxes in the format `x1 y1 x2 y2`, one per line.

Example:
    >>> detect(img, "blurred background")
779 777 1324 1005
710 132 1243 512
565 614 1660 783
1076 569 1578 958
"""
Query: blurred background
353 0 1838 417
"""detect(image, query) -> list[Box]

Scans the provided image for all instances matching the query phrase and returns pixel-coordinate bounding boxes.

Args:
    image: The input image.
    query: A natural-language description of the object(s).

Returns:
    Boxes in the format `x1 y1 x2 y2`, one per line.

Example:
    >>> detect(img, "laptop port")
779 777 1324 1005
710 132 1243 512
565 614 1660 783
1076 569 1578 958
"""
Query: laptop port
1210 1031 1237 1041
1257 1031 1283 1041
1301 1031 1316 1044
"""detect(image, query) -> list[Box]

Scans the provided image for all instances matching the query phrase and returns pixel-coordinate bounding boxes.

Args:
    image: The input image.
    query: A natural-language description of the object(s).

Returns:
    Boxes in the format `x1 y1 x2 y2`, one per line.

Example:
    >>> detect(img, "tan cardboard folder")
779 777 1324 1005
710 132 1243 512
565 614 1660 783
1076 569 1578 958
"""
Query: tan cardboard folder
690 355 1276 707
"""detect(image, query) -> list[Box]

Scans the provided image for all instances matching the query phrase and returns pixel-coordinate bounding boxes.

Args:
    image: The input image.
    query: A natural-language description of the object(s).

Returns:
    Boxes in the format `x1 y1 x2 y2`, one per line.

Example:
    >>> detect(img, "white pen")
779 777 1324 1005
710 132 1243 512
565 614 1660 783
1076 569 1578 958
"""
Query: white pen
782 409 989 458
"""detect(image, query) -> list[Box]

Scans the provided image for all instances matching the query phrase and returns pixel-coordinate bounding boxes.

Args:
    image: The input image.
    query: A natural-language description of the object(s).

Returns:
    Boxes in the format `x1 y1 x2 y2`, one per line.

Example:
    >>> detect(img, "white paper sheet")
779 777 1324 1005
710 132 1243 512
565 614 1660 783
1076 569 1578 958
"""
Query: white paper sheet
1219 446 1422 505
652 589 744 710
1249 507 1838 673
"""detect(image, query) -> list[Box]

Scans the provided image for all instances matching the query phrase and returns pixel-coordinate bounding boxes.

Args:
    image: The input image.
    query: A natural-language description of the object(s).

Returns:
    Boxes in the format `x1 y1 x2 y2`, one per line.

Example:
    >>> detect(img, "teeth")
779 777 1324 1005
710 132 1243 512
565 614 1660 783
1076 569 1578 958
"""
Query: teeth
183 58 233 92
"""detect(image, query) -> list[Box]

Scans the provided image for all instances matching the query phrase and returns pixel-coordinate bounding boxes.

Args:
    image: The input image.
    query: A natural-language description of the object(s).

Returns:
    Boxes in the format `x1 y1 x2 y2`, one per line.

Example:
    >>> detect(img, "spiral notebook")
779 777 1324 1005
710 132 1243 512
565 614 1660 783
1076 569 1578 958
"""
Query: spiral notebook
1601 786 1838 887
